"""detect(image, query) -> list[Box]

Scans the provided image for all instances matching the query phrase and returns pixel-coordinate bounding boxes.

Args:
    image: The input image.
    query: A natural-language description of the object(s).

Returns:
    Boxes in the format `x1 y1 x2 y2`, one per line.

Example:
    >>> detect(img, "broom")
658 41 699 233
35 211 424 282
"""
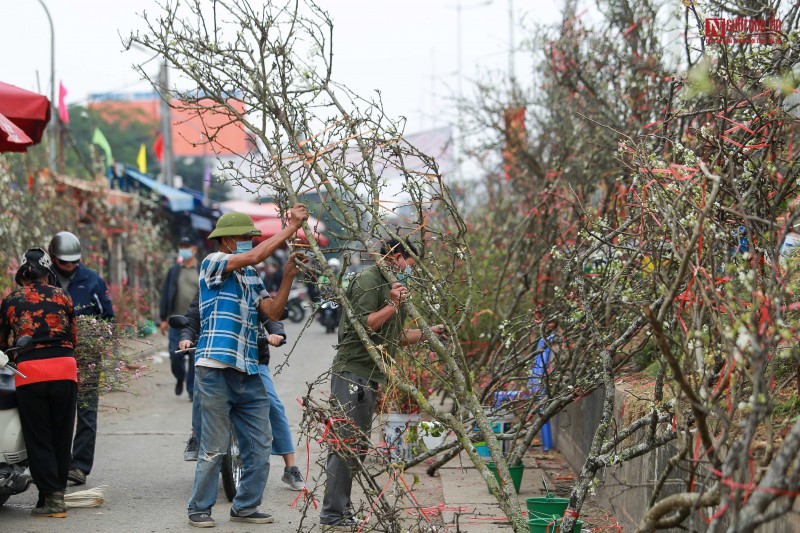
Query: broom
64 485 107 508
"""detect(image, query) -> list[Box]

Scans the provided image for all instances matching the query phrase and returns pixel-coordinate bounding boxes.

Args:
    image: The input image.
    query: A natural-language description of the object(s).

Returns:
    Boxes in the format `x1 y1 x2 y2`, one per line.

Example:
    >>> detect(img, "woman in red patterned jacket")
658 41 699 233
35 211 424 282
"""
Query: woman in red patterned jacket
0 248 77 518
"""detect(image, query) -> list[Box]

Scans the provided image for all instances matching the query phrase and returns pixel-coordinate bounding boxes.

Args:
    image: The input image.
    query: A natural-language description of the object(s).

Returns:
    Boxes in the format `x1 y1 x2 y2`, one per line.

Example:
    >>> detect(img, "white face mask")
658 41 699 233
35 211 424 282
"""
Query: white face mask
178 248 193 260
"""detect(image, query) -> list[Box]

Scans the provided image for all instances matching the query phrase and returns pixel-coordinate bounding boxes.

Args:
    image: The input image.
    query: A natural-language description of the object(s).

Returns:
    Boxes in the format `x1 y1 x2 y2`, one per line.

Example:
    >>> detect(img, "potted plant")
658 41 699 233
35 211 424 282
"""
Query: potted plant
418 420 447 449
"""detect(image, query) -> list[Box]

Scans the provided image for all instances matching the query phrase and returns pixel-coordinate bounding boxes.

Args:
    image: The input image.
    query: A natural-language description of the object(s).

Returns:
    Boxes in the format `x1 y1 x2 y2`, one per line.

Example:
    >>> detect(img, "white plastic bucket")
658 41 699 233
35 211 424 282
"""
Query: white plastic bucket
382 413 421 461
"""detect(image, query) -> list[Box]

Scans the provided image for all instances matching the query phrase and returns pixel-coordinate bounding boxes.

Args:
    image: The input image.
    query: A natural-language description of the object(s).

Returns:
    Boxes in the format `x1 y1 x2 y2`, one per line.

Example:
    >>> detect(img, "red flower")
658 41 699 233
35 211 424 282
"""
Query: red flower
25 291 41 304
45 313 62 329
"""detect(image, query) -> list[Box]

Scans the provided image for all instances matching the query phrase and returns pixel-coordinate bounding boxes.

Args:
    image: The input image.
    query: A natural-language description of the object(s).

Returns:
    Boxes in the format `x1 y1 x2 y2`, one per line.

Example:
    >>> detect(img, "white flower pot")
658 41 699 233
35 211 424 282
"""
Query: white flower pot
382 412 421 462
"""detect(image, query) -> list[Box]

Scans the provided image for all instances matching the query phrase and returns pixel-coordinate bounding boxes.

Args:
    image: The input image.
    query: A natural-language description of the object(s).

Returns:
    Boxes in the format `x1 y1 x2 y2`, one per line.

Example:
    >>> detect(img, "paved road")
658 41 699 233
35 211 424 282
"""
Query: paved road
0 318 340 533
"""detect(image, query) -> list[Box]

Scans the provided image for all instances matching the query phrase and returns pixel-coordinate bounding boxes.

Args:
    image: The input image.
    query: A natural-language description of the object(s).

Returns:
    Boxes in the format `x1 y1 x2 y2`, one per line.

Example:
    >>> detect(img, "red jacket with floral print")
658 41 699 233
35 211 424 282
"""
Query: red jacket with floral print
0 281 78 385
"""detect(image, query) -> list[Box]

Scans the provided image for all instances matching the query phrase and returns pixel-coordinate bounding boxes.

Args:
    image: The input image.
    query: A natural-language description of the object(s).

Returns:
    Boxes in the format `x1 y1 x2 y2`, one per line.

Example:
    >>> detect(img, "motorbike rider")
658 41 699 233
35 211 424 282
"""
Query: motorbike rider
327 257 341 276
317 257 343 332
177 290 306 490
48 231 115 487
0 249 78 518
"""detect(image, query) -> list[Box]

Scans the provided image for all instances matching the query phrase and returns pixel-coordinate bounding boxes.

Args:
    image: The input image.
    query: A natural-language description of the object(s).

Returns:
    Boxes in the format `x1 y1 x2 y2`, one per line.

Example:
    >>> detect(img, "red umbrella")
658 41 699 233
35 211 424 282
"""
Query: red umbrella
253 217 330 247
0 112 34 151
0 81 51 153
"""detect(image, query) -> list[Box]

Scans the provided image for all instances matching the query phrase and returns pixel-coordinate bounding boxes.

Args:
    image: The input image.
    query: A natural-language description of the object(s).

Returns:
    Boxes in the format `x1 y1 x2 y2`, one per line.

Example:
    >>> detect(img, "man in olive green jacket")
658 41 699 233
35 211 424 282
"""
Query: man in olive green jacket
320 239 446 532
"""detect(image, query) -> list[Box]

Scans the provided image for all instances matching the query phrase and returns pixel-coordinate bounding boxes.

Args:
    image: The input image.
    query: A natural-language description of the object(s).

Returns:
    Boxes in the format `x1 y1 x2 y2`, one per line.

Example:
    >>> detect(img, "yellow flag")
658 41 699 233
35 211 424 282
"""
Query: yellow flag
137 144 147 174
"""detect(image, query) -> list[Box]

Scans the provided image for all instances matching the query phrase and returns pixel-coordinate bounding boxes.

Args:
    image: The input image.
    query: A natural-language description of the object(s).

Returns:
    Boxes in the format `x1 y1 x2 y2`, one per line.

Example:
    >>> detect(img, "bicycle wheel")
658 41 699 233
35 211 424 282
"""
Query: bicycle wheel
221 423 242 502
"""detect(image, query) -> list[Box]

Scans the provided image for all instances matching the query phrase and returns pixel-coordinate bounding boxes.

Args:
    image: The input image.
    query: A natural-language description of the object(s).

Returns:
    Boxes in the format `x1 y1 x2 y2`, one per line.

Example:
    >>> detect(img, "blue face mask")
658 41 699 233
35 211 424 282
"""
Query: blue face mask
397 265 413 286
178 248 193 260
235 241 253 254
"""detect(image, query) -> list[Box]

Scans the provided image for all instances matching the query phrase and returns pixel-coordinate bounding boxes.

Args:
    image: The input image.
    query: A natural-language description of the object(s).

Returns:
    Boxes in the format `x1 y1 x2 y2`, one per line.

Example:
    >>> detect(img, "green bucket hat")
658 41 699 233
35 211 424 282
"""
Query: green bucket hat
208 212 263 239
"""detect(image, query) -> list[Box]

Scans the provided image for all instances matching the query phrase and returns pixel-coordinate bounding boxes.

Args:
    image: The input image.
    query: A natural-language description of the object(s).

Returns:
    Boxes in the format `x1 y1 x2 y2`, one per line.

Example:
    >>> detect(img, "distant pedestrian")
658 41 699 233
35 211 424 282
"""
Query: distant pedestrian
159 236 200 400
48 231 114 488
320 239 447 531
0 248 77 518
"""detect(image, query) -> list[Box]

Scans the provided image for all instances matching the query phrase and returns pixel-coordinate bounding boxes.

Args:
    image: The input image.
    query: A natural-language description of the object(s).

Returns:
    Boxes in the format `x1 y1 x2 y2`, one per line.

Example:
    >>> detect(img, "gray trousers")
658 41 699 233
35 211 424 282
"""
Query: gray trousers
320 371 378 523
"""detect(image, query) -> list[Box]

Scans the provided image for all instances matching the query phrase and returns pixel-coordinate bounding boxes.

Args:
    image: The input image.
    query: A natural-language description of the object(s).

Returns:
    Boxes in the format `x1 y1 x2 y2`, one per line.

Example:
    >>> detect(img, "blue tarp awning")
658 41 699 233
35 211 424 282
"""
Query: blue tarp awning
179 186 223 233
123 168 195 212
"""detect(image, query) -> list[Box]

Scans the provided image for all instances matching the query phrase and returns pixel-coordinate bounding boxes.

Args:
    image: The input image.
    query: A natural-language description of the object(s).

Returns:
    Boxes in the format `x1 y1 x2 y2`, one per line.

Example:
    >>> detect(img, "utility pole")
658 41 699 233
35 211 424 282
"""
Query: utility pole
158 62 174 186
456 0 463 183
508 0 516 85
37 0 57 175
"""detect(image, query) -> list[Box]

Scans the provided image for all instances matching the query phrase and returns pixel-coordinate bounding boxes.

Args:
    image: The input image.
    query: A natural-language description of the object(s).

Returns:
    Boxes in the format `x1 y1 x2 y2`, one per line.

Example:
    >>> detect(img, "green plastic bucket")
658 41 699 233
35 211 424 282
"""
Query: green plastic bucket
526 494 569 519
527 517 582 533
486 462 524 493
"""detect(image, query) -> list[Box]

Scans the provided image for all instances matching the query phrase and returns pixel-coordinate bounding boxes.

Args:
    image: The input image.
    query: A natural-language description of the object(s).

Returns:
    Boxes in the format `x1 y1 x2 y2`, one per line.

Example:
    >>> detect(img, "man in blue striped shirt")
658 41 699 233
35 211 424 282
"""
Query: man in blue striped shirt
187 204 308 529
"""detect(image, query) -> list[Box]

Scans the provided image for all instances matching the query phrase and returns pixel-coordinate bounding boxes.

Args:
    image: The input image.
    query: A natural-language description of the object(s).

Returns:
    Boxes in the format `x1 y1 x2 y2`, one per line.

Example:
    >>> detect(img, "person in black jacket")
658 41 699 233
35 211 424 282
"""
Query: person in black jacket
159 236 199 400
176 292 306 490
48 231 115 487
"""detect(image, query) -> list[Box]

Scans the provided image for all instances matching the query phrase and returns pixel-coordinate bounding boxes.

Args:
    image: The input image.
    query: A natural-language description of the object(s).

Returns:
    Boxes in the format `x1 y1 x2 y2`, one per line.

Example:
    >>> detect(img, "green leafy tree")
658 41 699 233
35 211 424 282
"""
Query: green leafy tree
62 105 159 178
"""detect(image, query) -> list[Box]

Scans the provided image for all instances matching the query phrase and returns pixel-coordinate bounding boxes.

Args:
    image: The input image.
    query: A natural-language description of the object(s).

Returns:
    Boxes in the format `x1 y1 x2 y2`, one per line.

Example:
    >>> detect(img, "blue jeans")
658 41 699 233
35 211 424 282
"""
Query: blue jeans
190 366 290 456
187 367 272 518
258 364 294 455
169 327 194 396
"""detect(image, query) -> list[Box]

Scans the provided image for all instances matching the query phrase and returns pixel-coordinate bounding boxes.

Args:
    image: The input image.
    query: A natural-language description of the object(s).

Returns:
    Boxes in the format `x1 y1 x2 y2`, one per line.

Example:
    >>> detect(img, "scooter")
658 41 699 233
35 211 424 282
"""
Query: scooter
318 300 341 334
286 286 307 324
0 336 34 507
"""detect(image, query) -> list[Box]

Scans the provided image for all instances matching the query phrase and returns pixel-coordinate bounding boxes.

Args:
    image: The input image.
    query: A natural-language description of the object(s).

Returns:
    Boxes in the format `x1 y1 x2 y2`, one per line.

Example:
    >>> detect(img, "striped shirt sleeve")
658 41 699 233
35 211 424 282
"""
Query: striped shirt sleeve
202 252 230 289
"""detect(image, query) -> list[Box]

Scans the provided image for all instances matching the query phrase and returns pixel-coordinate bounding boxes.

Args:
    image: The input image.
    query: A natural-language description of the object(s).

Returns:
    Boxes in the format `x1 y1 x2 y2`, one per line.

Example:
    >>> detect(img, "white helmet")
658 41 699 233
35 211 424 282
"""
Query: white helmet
327 258 341 272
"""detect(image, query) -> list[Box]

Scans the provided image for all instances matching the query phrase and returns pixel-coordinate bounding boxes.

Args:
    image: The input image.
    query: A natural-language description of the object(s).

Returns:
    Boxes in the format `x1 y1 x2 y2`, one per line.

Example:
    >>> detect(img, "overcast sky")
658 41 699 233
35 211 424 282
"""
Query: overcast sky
4 1 562 135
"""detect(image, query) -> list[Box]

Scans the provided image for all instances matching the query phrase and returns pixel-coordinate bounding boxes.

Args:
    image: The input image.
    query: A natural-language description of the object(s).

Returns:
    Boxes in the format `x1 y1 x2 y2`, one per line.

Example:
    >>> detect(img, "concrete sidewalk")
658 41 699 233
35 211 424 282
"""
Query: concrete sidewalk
388 444 611 532
384 448 553 532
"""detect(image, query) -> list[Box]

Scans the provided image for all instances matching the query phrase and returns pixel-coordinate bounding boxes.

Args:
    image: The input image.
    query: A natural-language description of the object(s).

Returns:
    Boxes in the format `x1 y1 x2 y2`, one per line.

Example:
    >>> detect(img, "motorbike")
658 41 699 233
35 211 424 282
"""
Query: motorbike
285 286 307 323
168 315 242 502
318 300 342 334
0 336 34 507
